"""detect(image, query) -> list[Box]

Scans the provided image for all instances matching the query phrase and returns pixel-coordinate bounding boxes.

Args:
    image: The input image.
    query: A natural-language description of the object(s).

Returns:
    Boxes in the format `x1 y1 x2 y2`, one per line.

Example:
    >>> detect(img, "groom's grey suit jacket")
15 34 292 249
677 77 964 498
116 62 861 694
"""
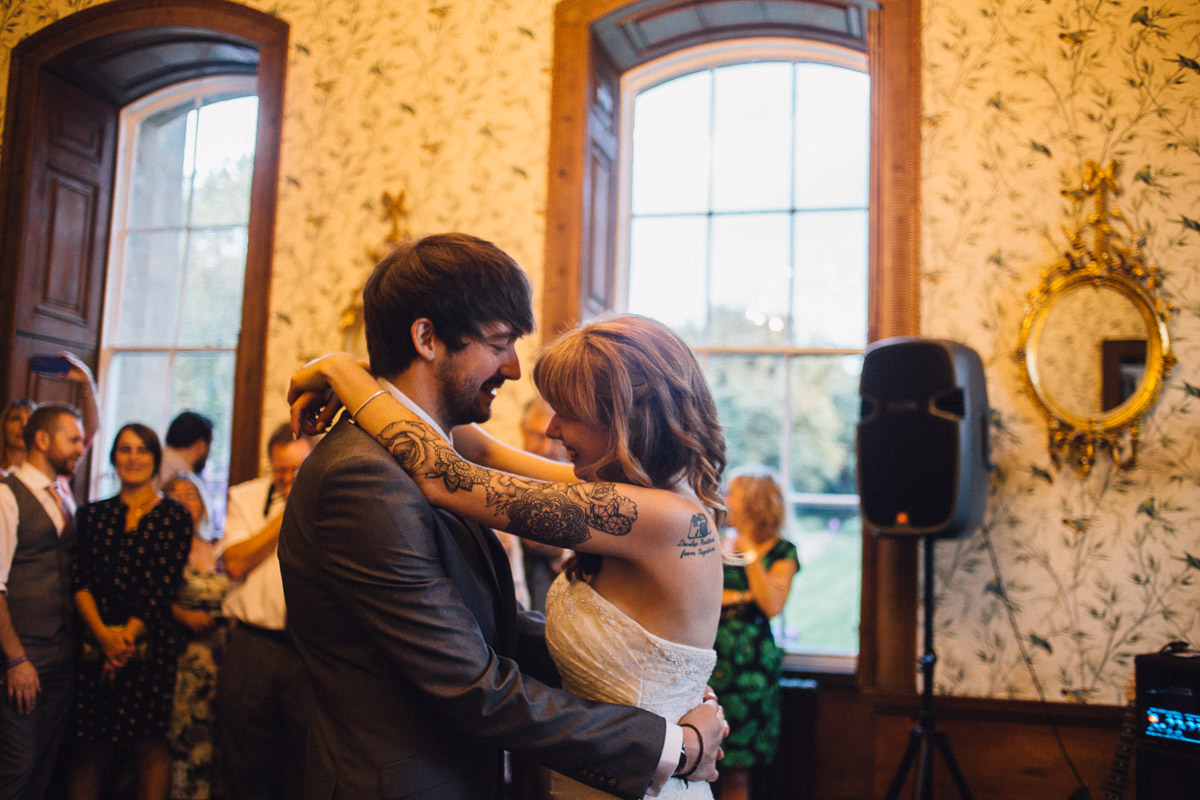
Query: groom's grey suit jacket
279 418 665 800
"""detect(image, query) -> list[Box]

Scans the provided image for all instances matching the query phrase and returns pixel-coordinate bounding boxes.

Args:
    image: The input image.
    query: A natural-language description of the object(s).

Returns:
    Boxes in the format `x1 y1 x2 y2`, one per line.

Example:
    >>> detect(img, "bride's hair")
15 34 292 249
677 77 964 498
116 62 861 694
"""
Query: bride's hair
533 314 726 517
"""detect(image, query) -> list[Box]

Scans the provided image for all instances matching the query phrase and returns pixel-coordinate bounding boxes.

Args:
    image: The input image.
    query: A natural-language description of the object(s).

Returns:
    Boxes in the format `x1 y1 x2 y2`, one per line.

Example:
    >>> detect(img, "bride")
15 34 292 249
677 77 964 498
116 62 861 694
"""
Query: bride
291 314 727 799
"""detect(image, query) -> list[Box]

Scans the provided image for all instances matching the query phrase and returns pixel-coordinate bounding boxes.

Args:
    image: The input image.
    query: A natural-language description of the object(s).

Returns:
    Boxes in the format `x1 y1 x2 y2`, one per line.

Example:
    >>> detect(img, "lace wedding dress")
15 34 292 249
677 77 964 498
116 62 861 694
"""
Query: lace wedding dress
545 575 717 799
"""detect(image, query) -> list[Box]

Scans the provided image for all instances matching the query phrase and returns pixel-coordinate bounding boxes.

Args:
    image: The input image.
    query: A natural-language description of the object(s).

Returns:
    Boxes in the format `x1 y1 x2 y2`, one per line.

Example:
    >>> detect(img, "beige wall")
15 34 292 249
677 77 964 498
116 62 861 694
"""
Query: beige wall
922 0 1200 701
2 0 1197 703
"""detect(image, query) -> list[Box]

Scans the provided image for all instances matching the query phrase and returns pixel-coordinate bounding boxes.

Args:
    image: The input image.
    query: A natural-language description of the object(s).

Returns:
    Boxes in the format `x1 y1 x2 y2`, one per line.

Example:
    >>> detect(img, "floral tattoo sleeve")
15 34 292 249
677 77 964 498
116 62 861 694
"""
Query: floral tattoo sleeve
378 420 638 549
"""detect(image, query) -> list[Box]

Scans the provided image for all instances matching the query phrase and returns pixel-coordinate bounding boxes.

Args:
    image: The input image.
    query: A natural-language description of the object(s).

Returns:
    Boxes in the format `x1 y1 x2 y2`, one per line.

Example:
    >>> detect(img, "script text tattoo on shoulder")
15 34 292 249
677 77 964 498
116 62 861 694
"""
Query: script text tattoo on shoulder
676 514 716 559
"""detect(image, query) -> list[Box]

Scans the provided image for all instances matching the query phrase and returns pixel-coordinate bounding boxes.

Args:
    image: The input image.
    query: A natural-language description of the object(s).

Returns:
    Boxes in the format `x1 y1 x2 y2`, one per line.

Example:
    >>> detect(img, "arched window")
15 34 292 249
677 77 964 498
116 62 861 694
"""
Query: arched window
622 41 869 665
95 76 260 520
543 0 921 686
0 1 287 496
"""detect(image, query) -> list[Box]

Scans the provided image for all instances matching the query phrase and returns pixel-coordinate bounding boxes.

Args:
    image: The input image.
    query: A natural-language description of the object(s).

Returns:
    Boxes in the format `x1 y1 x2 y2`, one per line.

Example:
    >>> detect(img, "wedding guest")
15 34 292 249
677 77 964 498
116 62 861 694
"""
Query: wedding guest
158 412 214 487
165 472 229 800
518 397 570 615
0 404 85 800
0 400 35 476
216 424 313 800
68 425 192 800
2 352 99 479
711 467 799 800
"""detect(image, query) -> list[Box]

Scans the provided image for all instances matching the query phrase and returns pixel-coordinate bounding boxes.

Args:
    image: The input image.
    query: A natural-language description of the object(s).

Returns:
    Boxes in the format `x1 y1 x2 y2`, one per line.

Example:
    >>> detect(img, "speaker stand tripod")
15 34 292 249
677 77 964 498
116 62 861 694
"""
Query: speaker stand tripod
884 536 974 800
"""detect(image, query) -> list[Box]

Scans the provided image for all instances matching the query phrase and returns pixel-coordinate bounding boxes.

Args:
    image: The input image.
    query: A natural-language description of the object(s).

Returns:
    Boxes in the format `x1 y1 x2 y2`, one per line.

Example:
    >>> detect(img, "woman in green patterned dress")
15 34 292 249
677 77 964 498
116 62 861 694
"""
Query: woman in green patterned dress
710 467 799 800
165 472 230 800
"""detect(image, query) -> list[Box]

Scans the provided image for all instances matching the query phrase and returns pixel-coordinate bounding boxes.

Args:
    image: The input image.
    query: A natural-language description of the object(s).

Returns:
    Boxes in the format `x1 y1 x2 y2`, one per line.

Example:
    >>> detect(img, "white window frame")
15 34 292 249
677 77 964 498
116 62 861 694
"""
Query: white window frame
94 74 258 507
617 40 869 674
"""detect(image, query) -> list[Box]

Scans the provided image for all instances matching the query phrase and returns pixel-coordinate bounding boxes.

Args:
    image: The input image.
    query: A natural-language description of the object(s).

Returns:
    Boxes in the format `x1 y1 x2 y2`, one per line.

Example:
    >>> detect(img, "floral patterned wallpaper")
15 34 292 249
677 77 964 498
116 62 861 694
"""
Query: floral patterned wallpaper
923 0 1200 702
1 0 1197 703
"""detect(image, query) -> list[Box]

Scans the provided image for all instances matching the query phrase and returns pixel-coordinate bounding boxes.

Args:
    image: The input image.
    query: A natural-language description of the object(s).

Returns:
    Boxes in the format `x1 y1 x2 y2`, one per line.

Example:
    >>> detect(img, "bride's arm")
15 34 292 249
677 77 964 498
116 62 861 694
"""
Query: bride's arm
452 423 577 484
290 354 715 561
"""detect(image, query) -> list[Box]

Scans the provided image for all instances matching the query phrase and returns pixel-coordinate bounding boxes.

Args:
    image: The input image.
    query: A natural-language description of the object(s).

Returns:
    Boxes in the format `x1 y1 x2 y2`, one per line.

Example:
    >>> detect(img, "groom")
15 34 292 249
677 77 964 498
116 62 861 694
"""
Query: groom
279 233 724 799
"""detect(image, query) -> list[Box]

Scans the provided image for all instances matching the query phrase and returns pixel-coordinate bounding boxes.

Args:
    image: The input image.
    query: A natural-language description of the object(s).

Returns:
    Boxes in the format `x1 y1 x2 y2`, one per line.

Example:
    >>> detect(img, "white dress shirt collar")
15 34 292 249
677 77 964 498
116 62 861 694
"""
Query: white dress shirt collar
376 378 453 445
14 462 57 494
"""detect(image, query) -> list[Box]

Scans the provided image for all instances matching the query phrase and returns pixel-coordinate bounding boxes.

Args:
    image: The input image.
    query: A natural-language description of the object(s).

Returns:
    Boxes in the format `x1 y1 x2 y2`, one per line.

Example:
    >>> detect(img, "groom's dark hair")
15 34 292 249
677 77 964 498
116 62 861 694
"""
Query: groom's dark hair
363 233 534 376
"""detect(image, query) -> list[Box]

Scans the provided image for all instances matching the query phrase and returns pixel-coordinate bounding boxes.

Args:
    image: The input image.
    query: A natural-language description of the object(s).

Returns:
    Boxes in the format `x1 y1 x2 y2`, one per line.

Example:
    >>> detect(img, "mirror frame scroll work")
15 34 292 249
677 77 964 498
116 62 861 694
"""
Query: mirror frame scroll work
1017 161 1176 474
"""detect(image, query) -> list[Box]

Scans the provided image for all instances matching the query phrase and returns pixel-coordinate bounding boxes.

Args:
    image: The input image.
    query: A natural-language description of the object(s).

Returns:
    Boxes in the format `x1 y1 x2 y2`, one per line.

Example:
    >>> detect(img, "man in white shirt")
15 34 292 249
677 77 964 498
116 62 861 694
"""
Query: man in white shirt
0 404 85 800
215 423 312 800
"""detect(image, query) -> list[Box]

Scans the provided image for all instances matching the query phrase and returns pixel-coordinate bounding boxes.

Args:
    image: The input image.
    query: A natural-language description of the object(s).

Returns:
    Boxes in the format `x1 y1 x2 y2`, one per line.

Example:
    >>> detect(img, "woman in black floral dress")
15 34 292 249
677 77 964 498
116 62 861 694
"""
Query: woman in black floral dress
710 467 799 800
68 424 192 800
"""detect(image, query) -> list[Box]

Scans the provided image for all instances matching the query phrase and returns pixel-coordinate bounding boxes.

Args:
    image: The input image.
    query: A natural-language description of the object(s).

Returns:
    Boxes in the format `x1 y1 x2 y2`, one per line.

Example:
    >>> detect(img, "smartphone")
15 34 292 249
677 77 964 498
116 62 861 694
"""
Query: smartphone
30 355 71 376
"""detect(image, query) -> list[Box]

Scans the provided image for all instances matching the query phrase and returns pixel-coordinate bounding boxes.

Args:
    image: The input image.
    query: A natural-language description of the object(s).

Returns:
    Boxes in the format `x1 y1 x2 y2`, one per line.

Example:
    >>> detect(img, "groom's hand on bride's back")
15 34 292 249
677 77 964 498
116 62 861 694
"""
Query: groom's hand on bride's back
676 690 729 782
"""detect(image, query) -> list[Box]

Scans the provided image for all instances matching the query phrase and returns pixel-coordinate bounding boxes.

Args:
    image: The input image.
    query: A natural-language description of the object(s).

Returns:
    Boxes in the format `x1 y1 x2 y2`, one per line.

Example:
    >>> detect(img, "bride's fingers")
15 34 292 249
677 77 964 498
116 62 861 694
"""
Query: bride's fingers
290 391 341 437
314 392 342 432
287 359 336 405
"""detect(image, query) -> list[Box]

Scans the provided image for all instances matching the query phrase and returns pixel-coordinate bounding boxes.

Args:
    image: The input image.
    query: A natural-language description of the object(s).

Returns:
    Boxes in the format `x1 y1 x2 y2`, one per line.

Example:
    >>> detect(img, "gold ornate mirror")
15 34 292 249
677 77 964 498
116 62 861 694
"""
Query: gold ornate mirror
1017 162 1176 473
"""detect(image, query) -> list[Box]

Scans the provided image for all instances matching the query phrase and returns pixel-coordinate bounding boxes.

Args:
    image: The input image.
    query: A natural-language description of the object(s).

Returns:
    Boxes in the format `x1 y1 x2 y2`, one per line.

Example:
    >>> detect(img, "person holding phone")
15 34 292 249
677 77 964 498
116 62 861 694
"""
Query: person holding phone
0 399 35 477
19 352 101 470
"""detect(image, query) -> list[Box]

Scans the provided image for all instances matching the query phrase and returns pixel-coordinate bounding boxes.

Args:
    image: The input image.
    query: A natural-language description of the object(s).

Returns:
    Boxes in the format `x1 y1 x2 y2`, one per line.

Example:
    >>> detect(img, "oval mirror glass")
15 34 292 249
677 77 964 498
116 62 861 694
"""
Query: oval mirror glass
1033 283 1148 420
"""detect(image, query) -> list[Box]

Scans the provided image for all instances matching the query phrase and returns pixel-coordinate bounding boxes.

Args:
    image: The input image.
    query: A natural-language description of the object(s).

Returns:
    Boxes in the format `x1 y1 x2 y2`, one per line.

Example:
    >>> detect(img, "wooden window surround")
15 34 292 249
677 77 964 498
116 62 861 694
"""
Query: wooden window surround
542 0 921 690
0 0 288 489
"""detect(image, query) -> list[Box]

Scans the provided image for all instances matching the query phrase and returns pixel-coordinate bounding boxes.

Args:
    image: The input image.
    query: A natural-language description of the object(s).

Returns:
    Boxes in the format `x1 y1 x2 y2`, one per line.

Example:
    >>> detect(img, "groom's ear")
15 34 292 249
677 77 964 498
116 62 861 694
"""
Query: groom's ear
411 318 438 362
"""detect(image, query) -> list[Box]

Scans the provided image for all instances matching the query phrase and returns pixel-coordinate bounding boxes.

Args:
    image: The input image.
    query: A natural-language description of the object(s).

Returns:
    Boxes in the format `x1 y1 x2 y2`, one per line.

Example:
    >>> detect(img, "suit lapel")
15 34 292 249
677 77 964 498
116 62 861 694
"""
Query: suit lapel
436 510 519 654
468 521 519 652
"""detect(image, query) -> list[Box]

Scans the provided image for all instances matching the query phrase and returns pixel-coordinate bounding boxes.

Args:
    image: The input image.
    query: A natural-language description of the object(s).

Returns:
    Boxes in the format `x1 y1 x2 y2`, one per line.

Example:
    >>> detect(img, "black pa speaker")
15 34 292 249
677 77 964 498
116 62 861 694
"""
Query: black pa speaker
856 337 990 539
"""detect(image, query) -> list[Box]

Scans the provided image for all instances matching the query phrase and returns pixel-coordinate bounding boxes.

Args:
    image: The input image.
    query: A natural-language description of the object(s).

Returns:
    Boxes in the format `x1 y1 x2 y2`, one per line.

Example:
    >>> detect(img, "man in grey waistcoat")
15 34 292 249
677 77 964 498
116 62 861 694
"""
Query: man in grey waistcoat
0 403 86 800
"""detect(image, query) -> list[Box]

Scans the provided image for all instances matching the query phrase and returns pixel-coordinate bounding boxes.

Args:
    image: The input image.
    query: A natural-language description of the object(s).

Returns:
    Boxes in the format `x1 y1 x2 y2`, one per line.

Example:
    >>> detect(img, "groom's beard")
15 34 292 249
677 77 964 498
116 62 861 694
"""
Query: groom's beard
437 362 506 427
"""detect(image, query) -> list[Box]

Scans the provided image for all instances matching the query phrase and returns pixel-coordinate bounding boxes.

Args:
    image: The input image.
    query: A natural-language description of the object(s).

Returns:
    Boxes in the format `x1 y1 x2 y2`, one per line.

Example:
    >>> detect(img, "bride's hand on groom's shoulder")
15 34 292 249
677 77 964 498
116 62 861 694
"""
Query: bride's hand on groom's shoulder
289 353 368 437
677 690 729 782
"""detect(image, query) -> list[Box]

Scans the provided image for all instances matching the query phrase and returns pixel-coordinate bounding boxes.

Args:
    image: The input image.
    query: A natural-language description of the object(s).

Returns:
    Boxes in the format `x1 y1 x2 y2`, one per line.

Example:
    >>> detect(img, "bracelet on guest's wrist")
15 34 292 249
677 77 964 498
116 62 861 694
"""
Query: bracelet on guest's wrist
6 654 28 669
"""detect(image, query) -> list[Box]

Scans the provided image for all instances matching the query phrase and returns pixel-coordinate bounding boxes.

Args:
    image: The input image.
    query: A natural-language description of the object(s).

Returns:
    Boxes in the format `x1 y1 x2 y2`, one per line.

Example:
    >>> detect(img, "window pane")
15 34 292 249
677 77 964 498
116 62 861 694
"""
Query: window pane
179 229 248 347
777 505 862 654
627 215 708 343
705 354 785 471
625 48 868 662
788 354 861 495
712 62 792 212
792 210 868 348
794 63 870 209
128 103 193 229
710 213 791 346
114 231 185 346
631 71 711 215
171 351 235 525
99 352 173 498
190 95 258 226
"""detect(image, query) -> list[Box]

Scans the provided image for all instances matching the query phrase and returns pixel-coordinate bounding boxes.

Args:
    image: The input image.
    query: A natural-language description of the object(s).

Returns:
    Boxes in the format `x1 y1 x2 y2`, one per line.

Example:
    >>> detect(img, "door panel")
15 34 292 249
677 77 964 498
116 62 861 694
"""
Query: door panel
13 71 116 352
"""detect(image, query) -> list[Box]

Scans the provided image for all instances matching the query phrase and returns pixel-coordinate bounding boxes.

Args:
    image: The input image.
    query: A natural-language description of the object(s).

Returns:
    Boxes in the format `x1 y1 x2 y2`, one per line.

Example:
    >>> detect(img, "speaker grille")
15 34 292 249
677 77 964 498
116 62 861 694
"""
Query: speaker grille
932 387 966 418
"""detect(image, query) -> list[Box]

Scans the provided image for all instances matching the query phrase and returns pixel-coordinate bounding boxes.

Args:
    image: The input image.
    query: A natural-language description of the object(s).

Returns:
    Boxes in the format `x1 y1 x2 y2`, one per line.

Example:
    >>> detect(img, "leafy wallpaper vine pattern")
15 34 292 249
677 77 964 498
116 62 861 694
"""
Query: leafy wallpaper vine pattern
1 0 1197 703
923 0 1200 702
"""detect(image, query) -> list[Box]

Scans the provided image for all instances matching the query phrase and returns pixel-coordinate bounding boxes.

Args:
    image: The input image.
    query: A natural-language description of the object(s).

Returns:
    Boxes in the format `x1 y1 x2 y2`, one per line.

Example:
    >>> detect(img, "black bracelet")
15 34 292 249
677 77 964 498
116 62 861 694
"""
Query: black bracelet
677 722 703 780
